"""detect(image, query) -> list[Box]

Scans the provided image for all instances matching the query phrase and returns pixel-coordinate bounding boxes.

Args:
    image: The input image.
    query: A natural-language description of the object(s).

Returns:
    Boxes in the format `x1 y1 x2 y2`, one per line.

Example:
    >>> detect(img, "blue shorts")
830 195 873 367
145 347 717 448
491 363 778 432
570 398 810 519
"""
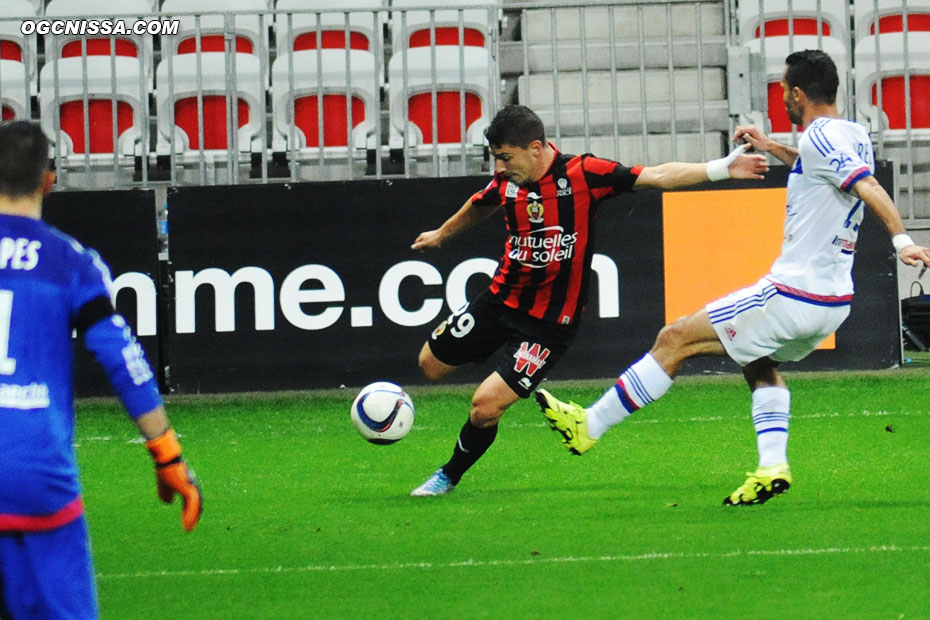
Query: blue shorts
0 516 98 620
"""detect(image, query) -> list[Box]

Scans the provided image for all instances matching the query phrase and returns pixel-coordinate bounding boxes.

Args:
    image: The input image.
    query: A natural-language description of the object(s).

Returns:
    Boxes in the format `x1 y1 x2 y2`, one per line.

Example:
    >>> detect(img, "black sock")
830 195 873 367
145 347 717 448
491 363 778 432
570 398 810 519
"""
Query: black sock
441 419 499 485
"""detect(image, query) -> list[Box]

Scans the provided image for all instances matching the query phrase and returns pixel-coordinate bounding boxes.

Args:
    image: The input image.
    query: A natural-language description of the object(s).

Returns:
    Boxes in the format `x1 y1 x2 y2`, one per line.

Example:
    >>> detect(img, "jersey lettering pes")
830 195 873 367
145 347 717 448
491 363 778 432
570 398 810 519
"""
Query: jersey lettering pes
471 146 641 325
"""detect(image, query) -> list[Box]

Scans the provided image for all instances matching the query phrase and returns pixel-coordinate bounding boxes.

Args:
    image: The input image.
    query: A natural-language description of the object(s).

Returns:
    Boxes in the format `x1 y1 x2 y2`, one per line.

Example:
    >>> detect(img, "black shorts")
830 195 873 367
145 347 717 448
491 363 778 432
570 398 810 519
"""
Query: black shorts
426 289 578 398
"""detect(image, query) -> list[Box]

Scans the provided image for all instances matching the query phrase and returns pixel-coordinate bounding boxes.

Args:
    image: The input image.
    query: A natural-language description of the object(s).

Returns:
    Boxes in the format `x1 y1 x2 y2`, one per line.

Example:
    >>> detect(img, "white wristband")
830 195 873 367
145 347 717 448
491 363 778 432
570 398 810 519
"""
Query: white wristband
892 233 915 252
706 143 750 182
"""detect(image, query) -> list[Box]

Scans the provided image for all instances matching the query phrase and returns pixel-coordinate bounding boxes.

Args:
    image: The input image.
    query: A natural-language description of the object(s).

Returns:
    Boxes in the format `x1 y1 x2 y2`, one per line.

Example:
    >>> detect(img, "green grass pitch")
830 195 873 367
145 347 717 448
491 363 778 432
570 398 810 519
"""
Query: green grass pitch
76 369 930 619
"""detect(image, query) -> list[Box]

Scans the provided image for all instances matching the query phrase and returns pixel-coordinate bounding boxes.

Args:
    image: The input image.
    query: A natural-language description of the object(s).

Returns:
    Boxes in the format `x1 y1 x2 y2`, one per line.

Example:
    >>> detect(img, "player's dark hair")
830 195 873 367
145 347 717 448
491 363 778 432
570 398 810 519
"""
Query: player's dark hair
784 49 838 104
0 121 50 198
484 105 546 149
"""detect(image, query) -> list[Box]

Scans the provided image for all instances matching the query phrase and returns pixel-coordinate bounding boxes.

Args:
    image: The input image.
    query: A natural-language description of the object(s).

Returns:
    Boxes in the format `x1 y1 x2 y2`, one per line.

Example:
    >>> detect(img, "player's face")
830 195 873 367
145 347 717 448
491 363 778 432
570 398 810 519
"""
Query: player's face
781 74 803 127
490 142 540 186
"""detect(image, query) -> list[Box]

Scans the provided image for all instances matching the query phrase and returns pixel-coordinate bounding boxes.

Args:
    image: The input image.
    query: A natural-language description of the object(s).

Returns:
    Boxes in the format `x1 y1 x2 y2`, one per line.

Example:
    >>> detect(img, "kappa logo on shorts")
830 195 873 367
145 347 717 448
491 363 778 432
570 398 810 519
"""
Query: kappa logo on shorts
513 342 550 377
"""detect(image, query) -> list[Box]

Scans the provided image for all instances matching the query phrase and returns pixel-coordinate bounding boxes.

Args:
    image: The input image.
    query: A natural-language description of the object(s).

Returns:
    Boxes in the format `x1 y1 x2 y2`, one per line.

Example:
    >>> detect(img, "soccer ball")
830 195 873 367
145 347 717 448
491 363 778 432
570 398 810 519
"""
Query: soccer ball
350 381 415 444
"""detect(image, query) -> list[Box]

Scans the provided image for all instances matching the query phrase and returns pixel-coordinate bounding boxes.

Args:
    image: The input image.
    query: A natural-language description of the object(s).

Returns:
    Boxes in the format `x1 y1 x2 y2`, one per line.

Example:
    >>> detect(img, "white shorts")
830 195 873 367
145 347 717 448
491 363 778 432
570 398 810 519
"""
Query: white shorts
705 277 852 366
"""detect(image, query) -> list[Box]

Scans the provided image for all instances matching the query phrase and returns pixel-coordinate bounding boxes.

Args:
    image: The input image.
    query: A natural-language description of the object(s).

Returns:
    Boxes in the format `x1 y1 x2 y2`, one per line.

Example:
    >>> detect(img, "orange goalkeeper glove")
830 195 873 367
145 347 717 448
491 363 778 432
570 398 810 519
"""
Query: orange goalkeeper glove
145 428 203 532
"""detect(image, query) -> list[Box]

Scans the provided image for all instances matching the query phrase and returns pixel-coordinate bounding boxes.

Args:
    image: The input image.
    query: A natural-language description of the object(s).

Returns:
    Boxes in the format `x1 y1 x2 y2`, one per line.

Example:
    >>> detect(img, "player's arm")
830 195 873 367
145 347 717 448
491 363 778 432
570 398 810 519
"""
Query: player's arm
411 198 501 250
633 144 769 190
851 175 930 269
80 308 202 532
733 124 798 166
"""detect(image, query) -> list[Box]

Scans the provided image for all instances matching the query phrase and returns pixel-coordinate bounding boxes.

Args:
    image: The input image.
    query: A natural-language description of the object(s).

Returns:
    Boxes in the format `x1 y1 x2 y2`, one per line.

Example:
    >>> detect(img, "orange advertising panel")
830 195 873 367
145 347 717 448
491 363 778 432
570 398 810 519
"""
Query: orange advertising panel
662 187 835 350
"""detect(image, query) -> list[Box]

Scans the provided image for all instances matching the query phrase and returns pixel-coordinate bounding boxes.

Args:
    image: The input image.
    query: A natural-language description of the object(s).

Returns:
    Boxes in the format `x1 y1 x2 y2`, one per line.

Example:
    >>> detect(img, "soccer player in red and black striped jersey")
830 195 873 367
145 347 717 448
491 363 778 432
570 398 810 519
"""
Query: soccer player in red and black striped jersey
409 105 768 496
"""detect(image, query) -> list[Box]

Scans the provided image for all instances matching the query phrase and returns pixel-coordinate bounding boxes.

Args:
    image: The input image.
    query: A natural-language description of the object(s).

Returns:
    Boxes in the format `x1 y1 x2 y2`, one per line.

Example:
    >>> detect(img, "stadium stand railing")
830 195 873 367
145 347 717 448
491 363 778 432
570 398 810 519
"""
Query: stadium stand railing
0 0 928 225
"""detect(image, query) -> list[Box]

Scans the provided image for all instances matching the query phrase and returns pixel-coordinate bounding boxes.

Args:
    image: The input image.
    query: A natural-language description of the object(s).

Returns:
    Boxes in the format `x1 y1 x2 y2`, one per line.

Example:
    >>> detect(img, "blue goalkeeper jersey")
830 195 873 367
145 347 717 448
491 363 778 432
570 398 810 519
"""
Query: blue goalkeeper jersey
0 213 162 531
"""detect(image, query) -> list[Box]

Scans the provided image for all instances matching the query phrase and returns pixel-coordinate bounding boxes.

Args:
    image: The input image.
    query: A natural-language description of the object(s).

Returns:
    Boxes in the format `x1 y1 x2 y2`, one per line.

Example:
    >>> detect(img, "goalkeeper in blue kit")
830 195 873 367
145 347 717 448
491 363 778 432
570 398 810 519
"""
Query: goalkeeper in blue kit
0 121 202 619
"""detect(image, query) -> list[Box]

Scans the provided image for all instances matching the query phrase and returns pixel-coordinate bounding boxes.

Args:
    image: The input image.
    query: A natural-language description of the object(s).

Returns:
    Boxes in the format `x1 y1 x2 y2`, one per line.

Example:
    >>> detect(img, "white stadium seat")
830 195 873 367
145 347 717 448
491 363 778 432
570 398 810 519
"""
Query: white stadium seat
39 56 145 156
738 0 847 43
388 45 491 149
44 0 155 87
0 0 39 88
855 32 930 135
390 0 497 53
854 0 930 43
160 0 269 61
271 48 378 152
274 0 385 55
155 52 264 154
0 59 29 121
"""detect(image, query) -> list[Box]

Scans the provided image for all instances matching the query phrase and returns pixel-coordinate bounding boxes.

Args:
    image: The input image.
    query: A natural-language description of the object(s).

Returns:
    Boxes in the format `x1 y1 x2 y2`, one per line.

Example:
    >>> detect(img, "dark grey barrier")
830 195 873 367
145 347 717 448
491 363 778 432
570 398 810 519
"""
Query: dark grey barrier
43 189 162 396
165 165 898 393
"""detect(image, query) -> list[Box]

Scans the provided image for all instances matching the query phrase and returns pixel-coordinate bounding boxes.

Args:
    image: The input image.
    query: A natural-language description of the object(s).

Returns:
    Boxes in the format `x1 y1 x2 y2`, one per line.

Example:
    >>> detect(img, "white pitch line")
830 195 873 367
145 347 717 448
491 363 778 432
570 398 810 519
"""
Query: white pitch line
75 408 930 442
97 544 930 580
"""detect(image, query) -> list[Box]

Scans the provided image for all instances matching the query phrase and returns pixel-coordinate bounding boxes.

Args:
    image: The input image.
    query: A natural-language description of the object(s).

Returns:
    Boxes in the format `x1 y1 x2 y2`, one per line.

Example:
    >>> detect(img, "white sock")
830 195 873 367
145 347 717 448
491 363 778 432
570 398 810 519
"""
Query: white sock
752 386 791 468
587 353 673 439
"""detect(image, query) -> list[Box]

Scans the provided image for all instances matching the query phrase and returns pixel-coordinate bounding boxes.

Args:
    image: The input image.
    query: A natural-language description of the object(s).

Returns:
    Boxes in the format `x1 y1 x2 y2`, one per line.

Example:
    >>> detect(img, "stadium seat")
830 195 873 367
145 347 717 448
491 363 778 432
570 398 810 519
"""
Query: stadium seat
0 59 29 121
744 35 848 135
274 0 385 55
0 0 38 88
854 0 930 42
855 32 930 135
155 52 263 154
388 45 491 148
39 56 144 156
738 0 847 43
271 49 378 151
44 0 155 86
161 0 269 60
390 0 497 53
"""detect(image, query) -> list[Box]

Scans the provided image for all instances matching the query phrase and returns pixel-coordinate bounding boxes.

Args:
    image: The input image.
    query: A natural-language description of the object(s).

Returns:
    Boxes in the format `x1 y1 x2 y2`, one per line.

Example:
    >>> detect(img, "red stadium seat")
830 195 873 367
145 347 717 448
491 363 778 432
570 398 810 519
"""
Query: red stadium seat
856 30 930 134
173 97 251 150
176 36 254 55
871 13 930 34
60 39 139 59
156 52 264 154
39 56 145 157
739 0 847 43
754 18 831 38
0 40 21 62
292 31 370 52
388 44 491 155
871 76 930 129
292 95 366 148
58 100 135 154
407 92 483 144
408 27 485 48
274 0 384 57
271 48 379 153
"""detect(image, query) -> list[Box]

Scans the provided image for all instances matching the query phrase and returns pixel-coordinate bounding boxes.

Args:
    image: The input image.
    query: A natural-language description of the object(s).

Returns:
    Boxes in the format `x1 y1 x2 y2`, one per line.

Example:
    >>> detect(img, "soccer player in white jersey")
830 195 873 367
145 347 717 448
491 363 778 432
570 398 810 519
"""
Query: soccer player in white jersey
536 50 930 506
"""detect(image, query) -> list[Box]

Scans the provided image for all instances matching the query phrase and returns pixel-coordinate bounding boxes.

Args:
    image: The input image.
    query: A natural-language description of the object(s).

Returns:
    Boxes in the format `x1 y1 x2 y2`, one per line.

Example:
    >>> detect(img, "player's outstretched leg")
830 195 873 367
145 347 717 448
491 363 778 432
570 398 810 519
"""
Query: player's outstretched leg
535 389 596 455
723 464 792 506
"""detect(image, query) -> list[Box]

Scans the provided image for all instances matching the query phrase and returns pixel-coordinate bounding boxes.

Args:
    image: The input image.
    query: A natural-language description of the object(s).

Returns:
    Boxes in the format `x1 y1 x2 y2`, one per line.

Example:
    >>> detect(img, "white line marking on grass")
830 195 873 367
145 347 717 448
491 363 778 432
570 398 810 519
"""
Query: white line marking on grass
97 544 930 580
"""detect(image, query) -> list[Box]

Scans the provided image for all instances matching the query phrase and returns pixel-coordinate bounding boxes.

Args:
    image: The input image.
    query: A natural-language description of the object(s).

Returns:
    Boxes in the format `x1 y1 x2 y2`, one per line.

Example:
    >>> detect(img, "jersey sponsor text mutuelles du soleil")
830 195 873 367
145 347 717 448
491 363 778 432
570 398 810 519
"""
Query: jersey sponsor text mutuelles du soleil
768 117 874 301
470 144 642 325
0 214 162 532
